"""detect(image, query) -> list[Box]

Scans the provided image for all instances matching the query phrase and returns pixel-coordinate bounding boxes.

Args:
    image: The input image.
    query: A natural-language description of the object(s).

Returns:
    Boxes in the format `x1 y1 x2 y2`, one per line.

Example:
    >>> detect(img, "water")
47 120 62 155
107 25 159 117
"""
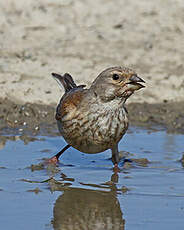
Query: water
0 127 184 230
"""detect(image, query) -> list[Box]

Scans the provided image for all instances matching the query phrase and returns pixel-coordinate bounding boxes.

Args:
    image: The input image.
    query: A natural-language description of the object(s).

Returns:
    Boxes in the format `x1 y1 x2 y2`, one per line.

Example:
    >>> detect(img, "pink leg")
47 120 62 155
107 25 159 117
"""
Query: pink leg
113 163 120 173
47 156 59 164
45 144 70 165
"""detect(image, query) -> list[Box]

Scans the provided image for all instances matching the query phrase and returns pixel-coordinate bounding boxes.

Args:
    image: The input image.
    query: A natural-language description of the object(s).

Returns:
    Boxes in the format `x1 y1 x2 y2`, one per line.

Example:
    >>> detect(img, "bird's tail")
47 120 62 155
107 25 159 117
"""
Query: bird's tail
52 73 86 93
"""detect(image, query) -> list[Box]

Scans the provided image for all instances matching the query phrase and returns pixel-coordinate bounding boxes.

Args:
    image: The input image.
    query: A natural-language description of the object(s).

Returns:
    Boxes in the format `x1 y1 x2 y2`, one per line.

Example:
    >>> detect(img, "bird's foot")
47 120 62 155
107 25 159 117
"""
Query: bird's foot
123 158 132 163
120 157 132 166
113 163 120 173
45 156 59 165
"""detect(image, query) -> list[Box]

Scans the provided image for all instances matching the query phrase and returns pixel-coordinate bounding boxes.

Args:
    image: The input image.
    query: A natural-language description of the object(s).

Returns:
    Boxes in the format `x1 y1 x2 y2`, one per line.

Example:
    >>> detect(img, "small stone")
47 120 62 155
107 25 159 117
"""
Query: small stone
27 187 42 194
113 24 123 29
24 111 30 116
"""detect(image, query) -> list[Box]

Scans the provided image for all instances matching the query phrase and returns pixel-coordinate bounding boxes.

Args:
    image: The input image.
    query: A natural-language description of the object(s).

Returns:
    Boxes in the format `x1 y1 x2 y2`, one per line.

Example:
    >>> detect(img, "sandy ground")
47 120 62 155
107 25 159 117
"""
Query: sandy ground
0 0 184 105
0 0 184 135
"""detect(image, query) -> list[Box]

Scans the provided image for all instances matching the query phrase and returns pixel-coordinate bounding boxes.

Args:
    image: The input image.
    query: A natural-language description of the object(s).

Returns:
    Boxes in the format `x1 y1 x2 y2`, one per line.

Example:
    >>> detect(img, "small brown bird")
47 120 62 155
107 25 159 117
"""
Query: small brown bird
49 67 145 167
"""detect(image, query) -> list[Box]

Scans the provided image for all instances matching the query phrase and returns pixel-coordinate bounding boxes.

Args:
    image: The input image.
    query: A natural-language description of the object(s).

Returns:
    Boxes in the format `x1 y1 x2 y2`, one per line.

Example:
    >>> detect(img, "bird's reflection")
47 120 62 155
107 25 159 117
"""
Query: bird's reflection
50 173 125 230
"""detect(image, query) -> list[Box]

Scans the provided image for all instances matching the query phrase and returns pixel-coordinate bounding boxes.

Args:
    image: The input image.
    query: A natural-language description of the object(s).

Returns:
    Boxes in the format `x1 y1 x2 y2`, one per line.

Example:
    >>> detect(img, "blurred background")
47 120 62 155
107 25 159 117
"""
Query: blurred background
0 0 184 105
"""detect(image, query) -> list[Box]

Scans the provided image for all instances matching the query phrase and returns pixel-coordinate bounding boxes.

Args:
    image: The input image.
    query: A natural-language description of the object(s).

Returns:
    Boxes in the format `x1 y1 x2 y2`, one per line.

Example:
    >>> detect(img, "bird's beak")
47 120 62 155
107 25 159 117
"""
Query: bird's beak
126 75 145 90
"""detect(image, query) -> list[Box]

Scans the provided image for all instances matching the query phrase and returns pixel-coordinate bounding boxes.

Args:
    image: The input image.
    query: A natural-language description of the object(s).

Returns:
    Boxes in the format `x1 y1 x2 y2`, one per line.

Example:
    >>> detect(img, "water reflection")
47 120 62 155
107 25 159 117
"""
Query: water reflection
0 135 38 150
50 173 125 230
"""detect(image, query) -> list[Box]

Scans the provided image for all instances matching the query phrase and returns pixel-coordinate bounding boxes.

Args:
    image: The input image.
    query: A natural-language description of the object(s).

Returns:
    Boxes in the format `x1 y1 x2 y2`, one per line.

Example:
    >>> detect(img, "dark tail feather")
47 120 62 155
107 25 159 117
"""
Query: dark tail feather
52 73 86 93
63 73 78 91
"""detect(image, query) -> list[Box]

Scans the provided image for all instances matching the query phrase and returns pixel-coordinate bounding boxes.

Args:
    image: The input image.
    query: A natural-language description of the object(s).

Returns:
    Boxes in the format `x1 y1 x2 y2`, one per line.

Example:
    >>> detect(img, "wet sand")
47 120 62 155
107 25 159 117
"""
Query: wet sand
1 0 184 136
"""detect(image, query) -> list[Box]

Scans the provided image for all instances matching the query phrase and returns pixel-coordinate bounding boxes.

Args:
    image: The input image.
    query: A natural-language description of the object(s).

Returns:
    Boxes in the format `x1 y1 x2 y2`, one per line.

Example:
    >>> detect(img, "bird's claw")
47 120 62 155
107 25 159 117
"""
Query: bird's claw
45 156 59 165
113 163 120 173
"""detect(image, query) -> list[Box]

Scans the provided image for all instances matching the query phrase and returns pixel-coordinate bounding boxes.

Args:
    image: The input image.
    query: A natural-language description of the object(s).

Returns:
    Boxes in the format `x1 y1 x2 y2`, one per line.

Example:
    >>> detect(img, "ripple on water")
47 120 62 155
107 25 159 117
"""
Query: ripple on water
0 127 184 230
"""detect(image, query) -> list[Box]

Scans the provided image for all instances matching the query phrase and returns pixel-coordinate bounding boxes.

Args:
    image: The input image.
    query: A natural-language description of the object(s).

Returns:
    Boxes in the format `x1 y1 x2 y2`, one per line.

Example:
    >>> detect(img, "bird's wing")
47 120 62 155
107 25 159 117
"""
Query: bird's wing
55 88 87 121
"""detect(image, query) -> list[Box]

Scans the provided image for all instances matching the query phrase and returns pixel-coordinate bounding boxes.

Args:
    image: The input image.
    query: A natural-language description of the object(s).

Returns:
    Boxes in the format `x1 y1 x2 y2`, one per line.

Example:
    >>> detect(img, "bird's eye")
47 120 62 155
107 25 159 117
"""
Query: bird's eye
112 74 119 80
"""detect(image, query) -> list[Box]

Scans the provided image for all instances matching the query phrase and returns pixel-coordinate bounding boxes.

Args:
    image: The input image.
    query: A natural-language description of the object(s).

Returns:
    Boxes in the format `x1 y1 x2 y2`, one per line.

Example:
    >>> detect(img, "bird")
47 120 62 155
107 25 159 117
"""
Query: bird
48 67 145 167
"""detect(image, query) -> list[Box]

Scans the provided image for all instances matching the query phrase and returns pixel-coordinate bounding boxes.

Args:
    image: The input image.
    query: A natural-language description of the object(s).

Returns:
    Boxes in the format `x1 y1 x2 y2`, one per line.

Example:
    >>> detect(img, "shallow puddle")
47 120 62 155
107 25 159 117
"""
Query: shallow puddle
0 127 184 230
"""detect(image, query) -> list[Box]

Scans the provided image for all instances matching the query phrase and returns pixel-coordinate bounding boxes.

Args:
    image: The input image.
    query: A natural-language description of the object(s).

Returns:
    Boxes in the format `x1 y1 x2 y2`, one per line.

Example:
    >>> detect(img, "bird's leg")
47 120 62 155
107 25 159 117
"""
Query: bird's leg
47 144 71 164
111 144 120 172
111 144 120 165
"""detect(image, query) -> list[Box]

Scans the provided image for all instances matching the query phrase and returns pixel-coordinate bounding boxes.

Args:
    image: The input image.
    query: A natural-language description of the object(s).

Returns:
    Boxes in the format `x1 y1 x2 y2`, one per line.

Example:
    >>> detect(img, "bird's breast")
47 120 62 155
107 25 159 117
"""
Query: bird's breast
88 107 129 144
57 104 128 153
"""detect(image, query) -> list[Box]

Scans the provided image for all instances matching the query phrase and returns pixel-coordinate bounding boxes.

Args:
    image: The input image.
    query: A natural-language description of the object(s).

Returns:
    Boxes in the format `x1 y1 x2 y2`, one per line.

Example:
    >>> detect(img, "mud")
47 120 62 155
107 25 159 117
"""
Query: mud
0 98 57 136
1 98 184 138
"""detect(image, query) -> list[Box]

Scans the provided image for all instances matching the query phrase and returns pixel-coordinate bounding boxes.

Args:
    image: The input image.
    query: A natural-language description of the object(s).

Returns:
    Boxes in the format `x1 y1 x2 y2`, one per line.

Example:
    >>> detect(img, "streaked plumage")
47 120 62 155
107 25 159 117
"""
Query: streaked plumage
50 67 145 165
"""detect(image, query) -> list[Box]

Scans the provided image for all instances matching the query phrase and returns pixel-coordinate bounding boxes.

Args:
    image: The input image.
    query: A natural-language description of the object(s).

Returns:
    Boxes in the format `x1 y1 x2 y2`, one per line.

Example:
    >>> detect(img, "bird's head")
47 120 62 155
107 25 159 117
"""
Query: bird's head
90 66 145 102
